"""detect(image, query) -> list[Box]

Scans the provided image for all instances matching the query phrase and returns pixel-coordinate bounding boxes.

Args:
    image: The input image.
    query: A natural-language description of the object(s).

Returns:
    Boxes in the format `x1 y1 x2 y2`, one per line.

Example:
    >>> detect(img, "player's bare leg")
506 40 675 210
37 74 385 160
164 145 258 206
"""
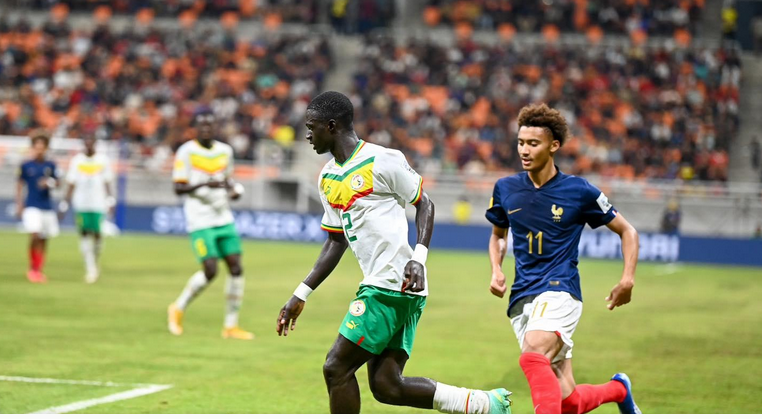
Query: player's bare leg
368 348 512 414
323 335 376 413
367 348 435 409
221 254 253 340
168 258 216 335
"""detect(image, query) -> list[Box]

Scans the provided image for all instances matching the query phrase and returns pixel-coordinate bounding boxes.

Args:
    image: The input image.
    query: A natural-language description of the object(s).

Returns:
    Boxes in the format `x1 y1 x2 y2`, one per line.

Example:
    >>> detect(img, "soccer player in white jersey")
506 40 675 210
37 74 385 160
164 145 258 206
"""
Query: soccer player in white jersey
59 136 115 283
167 112 253 340
276 91 512 414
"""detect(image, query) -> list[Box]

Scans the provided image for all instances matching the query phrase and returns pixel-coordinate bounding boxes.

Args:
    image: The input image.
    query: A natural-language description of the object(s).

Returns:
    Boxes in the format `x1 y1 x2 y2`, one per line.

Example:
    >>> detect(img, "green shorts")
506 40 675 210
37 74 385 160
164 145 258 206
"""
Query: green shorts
76 212 103 234
339 285 426 356
189 223 242 262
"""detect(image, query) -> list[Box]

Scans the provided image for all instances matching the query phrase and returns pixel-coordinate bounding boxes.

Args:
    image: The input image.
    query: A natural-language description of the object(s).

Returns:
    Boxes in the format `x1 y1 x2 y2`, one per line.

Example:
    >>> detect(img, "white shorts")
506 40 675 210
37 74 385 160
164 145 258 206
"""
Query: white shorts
22 207 60 238
510 291 583 364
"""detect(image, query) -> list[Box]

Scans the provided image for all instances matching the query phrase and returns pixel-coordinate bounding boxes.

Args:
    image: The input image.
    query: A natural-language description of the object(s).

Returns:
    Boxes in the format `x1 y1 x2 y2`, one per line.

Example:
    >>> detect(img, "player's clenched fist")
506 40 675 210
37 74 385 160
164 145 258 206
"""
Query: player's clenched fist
402 260 425 293
490 271 507 298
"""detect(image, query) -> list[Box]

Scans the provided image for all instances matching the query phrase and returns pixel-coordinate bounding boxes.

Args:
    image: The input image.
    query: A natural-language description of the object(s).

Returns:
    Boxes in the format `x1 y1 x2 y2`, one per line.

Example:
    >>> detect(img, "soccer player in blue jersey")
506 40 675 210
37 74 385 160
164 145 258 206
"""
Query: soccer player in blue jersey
16 131 60 283
486 104 641 414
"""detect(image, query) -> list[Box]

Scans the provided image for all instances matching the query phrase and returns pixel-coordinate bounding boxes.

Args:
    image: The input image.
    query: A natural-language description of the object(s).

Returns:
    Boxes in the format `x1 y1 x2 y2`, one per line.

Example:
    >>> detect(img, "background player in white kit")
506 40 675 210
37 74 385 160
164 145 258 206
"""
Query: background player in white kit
167 112 253 340
59 136 115 283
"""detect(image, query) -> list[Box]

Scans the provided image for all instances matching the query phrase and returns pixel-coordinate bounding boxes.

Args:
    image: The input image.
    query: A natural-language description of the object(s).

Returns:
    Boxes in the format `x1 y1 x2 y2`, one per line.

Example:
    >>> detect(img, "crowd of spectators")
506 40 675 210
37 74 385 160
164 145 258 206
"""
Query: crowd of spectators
351 35 740 182
424 0 704 36
17 0 320 24
0 16 332 163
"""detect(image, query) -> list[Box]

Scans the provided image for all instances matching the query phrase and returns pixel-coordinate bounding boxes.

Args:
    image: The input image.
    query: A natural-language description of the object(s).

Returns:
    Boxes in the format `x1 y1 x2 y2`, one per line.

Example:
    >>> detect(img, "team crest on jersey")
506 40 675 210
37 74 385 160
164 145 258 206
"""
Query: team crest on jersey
552 204 564 222
349 300 366 316
350 174 365 190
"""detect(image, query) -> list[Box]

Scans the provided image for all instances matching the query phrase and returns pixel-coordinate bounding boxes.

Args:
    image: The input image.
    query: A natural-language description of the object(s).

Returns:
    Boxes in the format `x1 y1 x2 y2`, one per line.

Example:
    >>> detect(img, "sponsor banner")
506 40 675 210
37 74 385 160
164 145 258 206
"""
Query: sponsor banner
1 201 761 266
420 223 680 263
142 206 325 242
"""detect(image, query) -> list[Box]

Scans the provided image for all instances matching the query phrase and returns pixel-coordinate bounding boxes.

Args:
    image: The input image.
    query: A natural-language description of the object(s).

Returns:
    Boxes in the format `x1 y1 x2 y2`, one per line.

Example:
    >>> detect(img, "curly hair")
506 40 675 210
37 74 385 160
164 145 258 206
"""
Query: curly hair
28 129 51 147
517 103 569 146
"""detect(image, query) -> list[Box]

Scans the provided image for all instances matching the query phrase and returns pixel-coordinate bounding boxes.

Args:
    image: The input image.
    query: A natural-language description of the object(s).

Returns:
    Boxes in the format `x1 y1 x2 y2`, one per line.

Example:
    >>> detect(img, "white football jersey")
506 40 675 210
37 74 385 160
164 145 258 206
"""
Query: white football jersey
319 140 427 295
172 140 235 233
66 152 114 213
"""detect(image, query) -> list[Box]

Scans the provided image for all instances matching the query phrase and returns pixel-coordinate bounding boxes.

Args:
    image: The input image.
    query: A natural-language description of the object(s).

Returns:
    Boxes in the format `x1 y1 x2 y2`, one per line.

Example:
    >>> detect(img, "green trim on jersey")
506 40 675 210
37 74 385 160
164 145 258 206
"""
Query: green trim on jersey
322 157 375 181
334 140 366 167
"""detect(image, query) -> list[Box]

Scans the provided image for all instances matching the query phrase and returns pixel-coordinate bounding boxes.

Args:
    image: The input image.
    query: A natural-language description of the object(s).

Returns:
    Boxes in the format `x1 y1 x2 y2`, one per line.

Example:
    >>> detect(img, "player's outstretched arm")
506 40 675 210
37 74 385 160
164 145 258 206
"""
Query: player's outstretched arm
403 191 434 293
277 232 349 336
488 226 508 298
605 212 639 310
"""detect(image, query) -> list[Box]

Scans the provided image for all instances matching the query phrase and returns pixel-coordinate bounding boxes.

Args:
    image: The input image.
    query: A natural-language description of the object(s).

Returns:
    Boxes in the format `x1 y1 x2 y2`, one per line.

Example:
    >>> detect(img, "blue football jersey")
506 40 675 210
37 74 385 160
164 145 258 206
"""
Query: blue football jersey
486 169 617 312
18 160 58 210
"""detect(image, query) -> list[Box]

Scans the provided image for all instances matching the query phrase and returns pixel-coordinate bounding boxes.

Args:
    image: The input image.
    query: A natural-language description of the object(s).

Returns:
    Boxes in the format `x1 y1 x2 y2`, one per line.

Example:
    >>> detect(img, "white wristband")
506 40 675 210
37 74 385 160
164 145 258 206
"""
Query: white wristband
105 196 117 208
293 283 314 302
411 244 428 265
58 200 69 213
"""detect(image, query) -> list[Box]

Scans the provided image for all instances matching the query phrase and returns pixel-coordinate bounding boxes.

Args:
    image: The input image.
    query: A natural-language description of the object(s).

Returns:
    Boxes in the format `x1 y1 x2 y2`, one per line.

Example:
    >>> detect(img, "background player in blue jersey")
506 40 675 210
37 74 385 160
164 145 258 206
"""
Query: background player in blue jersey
16 131 60 283
486 104 641 414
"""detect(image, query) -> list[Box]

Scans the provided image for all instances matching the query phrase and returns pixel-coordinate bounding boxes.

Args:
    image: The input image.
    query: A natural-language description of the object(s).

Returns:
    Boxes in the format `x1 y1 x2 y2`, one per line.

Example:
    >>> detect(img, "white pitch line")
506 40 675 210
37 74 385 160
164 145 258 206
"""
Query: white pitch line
0 376 124 387
29 384 173 414
0 376 172 414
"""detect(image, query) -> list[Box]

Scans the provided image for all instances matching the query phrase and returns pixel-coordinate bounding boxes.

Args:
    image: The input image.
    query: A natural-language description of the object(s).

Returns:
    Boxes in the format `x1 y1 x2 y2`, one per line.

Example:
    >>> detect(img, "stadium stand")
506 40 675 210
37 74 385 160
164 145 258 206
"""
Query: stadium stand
352 34 740 181
18 0 319 23
423 0 705 36
0 15 333 162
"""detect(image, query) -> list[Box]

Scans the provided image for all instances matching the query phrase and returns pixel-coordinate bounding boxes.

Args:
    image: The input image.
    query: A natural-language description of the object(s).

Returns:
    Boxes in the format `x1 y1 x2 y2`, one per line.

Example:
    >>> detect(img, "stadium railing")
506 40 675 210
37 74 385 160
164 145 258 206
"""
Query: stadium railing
1 136 760 238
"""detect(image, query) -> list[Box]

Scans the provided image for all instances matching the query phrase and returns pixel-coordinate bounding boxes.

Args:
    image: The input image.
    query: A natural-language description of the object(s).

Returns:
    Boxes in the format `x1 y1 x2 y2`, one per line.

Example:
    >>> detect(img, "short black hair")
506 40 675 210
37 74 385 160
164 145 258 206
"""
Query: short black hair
307 91 354 128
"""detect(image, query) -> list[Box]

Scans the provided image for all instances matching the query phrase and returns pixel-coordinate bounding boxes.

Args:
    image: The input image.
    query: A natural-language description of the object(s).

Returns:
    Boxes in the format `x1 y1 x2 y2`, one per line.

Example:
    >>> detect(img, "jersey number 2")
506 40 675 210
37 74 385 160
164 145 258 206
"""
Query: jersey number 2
342 213 358 242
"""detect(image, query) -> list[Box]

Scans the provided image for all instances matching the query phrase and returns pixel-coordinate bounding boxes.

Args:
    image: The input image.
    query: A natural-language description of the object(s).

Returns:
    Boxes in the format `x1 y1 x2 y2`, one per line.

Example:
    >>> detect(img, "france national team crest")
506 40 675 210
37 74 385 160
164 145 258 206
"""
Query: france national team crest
552 204 564 222
349 300 366 316
350 174 365 191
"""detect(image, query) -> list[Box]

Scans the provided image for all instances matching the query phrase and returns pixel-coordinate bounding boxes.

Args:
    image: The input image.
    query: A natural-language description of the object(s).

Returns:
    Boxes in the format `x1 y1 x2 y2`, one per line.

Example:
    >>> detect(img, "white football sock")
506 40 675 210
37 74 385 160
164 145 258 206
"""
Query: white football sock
224 275 244 328
80 236 97 276
93 237 102 263
176 271 209 311
433 382 491 414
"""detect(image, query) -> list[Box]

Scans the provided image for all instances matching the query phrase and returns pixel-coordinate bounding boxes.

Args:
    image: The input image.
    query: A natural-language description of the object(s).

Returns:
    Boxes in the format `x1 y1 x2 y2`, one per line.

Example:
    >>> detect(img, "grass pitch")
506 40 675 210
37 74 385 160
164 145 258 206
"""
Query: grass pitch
1 231 761 413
